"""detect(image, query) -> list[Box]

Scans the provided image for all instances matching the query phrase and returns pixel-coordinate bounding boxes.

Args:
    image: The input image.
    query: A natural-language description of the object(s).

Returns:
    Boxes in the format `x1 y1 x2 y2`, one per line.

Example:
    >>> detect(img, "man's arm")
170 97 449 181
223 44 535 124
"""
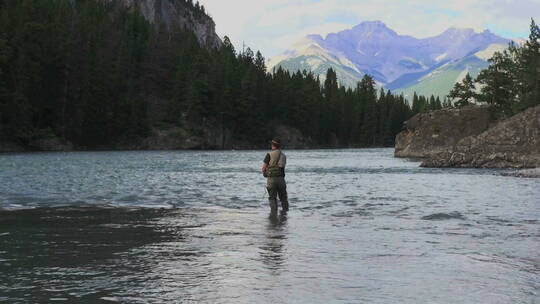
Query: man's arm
262 153 270 173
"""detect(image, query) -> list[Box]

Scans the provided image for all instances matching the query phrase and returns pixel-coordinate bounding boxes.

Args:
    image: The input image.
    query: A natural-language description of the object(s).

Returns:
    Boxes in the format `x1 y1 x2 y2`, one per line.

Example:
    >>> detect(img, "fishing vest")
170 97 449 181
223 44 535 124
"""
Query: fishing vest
266 150 284 177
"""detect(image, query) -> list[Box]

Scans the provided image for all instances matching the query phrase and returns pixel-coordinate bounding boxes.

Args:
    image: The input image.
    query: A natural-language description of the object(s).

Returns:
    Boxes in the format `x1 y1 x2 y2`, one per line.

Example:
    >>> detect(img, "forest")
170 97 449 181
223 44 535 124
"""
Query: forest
2 0 536 150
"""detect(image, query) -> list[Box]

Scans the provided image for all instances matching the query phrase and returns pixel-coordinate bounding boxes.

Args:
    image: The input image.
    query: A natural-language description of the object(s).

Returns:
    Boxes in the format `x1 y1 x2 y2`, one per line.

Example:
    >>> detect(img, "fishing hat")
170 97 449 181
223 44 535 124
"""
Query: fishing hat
271 137 281 146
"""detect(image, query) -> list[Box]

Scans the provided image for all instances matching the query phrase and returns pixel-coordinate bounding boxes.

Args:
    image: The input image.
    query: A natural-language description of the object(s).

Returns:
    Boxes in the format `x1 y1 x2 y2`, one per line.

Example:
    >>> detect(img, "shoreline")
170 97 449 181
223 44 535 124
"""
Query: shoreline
0 146 395 154
3 148 538 175
501 168 540 178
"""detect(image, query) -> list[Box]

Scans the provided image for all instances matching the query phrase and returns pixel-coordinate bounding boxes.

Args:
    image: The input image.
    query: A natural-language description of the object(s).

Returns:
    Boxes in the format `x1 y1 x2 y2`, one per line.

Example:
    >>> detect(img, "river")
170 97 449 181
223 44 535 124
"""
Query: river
0 149 538 303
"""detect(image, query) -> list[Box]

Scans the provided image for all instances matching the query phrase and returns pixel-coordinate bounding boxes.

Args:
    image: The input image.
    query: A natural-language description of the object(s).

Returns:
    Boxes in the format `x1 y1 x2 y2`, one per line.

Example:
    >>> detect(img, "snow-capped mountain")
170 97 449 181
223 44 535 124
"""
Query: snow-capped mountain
269 21 510 97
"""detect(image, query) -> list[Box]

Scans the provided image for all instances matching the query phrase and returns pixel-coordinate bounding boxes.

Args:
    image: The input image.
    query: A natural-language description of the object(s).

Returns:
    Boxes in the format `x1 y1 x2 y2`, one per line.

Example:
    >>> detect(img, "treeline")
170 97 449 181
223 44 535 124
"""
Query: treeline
0 0 420 148
448 19 540 115
410 92 448 113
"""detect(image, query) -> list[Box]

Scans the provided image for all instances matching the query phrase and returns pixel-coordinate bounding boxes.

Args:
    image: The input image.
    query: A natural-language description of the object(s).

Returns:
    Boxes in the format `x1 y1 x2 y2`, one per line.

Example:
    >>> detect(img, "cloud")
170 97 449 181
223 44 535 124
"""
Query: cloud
198 0 540 58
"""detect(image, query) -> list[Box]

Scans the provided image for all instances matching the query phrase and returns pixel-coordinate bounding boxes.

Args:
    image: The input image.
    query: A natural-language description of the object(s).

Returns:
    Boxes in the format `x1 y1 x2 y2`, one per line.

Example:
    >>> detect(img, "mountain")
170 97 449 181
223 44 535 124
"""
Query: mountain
269 35 366 88
269 21 510 97
390 43 508 98
107 0 221 48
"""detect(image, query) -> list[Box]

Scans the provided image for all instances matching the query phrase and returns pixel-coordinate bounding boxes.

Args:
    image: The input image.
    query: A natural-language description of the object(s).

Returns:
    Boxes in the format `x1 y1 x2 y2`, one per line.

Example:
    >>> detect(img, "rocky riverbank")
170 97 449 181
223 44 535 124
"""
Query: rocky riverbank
0 123 318 152
395 105 540 169
501 168 540 178
394 105 497 158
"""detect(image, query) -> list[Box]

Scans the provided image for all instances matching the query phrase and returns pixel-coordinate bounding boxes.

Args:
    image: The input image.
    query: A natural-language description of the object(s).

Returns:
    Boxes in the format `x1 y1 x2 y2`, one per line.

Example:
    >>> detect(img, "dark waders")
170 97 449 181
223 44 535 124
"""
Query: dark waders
267 176 288 213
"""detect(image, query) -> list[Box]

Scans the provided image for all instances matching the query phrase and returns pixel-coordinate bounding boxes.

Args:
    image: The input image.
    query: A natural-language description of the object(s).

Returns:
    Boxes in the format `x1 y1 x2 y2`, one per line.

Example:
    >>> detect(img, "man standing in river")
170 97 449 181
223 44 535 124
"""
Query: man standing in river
262 137 289 213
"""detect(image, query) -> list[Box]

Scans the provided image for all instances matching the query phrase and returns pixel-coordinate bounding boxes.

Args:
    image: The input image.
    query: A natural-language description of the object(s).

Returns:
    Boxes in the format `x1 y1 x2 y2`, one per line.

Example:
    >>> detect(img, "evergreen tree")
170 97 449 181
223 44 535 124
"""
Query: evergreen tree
435 96 442 109
473 19 539 115
322 68 339 143
358 75 377 146
476 50 515 114
448 73 476 107
411 92 422 113
516 18 540 111
254 51 266 73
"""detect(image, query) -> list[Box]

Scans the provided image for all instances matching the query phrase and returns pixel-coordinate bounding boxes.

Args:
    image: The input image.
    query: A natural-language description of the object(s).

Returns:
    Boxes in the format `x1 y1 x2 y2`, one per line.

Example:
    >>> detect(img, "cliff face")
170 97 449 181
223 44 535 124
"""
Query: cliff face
421 105 540 168
113 0 221 48
394 106 497 158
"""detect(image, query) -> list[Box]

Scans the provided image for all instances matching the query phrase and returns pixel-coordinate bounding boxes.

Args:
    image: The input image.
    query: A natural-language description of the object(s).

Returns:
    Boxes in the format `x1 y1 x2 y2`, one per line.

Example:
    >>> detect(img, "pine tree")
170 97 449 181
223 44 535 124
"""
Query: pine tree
254 51 266 73
476 50 515 114
322 68 339 143
517 18 540 110
358 75 377 146
411 92 421 113
472 19 540 115
448 73 477 107
435 96 442 109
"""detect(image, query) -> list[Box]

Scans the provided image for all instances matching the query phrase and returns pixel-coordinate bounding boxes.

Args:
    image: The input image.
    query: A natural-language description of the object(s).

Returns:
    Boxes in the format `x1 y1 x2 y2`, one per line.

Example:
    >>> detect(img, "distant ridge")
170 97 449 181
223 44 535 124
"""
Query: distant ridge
269 21 510 98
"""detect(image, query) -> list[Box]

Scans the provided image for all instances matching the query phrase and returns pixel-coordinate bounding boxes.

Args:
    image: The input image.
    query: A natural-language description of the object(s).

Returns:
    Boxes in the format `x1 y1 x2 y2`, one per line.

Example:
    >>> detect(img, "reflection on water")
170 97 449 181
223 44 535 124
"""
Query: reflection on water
0 207 174 303
261 212 288 273
0 149 539 303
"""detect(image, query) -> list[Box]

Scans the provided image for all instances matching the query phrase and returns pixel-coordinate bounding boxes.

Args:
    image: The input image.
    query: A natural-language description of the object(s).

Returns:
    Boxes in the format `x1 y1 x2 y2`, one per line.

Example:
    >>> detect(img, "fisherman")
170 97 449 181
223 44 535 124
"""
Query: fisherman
262 137 289 213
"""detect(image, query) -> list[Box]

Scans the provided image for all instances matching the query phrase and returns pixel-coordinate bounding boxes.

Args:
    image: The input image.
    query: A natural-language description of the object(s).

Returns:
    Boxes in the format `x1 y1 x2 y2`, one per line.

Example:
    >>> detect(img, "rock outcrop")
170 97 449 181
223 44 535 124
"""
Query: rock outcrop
272 124 315 149
394 105 497 158
421 105 540 168
138 124 232 150
502 168 540 178
112 0 221 48
28 138 74 152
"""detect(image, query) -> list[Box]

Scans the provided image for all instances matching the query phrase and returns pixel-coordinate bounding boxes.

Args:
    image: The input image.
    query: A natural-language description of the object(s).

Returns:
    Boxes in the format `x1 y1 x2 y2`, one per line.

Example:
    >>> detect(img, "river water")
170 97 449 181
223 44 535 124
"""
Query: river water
0 149 539 303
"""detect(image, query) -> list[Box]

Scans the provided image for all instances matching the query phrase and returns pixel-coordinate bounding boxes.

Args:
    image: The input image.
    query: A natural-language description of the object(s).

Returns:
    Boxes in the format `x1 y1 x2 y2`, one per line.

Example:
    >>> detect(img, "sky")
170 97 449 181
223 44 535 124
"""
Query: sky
197 0 540 59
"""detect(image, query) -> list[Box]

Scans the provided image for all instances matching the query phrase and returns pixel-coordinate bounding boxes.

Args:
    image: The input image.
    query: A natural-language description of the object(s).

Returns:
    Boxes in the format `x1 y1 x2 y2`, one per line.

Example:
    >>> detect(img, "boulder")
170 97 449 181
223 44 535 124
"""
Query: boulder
395 105 496 158
421 105 540 168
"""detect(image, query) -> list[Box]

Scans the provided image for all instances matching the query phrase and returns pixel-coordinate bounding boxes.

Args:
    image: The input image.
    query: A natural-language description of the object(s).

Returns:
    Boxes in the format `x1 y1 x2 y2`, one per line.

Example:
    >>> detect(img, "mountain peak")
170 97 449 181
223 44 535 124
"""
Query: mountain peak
435 26 507 44
350 20 397 36
353 20 388 29
442 27 476 36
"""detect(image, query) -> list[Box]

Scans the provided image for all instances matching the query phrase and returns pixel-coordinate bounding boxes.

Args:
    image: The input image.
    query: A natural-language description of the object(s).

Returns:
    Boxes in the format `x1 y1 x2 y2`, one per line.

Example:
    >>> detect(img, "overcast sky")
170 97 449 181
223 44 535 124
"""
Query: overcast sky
197 0 540 59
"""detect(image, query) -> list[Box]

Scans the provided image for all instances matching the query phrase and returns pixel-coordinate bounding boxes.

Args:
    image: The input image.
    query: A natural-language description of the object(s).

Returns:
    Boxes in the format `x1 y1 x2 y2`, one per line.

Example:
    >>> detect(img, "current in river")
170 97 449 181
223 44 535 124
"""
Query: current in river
0 149 539 303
